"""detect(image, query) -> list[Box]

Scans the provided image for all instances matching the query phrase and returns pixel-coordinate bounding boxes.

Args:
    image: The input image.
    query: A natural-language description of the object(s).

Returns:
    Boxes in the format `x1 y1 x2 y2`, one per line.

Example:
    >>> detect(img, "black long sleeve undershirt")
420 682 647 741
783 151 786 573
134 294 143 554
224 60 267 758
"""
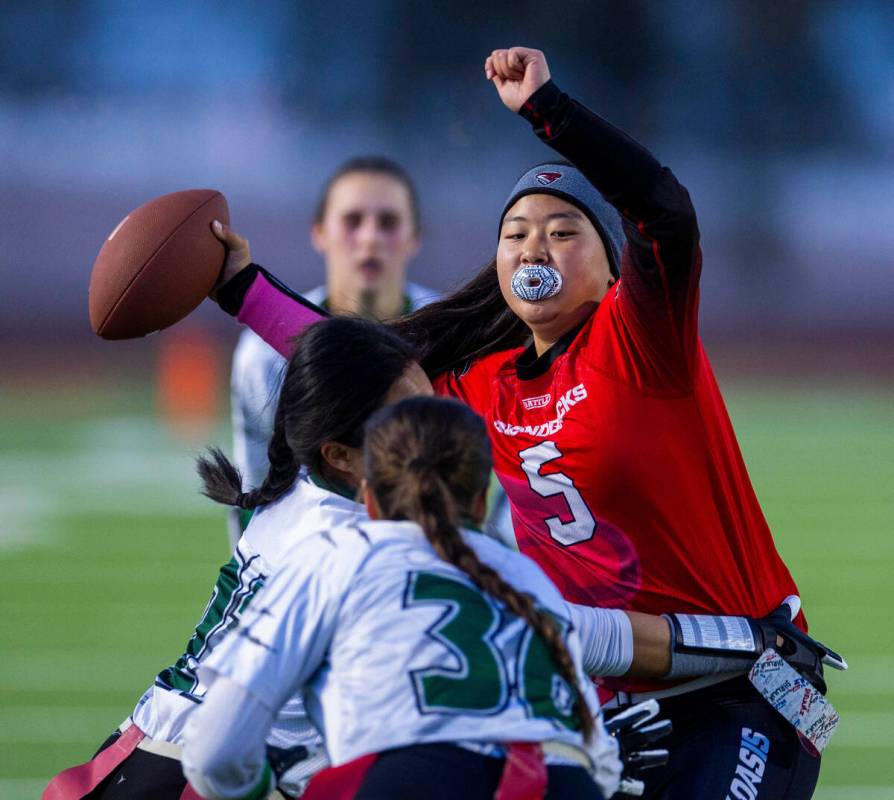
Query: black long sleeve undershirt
519 80 698 234
520 80 702 372
520 80 663 213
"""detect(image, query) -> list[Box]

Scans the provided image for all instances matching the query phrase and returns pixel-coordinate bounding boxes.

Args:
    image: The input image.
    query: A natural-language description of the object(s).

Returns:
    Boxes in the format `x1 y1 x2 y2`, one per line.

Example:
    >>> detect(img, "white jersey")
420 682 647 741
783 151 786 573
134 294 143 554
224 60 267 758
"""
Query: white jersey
200 520 622 798
132 472 364 752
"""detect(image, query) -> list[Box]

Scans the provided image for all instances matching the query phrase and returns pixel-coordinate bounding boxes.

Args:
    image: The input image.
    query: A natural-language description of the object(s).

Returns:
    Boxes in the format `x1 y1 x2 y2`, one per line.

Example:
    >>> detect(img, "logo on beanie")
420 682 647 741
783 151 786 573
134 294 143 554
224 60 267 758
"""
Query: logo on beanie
536 171 562 185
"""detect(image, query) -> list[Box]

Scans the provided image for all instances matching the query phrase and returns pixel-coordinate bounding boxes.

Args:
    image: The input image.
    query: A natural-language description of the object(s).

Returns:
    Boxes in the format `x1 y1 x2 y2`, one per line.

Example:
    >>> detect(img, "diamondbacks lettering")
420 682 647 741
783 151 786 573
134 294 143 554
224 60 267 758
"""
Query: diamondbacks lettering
494 384 588 437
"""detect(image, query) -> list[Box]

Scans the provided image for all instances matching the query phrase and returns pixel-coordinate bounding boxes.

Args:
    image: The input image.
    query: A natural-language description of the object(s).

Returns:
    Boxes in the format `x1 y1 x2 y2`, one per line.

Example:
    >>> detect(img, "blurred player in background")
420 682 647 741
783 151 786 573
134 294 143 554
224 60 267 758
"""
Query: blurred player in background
228 157 438 545
209 46 844 798
184 396 619 800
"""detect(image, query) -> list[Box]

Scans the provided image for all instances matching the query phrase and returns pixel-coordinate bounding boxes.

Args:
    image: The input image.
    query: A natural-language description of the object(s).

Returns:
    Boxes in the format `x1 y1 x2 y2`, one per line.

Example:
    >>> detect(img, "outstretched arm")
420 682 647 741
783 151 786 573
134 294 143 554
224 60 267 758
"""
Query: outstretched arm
567 604 671 678
569 599 845 688
209 221 327 359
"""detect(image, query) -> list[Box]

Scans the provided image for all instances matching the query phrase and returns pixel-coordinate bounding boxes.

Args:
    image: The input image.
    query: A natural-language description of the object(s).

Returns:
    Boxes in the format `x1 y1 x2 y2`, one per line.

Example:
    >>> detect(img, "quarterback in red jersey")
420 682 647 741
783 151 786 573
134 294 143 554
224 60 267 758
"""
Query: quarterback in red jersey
428 47 803 659
205 46 843 798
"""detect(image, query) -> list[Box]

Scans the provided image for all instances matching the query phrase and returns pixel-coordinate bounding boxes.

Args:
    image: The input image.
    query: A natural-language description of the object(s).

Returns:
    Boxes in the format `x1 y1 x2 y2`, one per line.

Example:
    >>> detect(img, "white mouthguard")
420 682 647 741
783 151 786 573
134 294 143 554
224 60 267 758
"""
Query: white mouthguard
511 264 563 302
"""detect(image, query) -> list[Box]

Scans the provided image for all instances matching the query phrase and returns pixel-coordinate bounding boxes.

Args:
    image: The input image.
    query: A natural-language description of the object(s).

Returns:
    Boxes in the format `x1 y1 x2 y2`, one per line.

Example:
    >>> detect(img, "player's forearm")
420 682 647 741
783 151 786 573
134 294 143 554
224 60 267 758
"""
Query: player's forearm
569 605 731 680
519 80 696 235
182 677 276 800
216 264 328 358
519 80 660 207
566 604 673 678
625 611 672 677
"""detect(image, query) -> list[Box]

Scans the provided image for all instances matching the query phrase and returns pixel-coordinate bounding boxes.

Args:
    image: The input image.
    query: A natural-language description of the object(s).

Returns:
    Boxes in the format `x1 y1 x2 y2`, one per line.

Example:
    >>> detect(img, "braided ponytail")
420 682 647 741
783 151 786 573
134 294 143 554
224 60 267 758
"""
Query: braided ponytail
365 397 595 742
197 403 300 510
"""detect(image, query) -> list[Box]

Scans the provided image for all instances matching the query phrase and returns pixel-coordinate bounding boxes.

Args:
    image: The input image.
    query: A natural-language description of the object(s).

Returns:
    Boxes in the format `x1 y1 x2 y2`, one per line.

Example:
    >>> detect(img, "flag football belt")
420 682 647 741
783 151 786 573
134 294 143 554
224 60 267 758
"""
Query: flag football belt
121 721 593 793
116 719 295 800
43 720 210 800
600 672 742 709
494 741 598 800
114 719 184 760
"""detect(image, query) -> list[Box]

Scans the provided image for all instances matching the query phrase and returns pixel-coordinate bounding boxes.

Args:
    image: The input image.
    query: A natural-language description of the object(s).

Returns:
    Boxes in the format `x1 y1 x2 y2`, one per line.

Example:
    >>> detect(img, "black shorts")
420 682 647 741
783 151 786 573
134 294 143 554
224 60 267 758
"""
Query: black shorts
611 676 821 800
354 742 604 800
89 731 187 800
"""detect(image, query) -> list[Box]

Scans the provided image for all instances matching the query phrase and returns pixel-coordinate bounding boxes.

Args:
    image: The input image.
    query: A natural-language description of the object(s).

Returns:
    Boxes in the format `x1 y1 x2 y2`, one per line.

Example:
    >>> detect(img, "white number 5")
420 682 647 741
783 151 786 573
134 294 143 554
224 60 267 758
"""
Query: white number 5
519 441 596 546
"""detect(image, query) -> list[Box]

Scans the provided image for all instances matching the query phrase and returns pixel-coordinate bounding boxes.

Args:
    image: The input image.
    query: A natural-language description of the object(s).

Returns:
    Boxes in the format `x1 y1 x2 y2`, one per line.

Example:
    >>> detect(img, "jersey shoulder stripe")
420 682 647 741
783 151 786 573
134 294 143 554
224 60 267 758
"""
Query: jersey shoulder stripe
157 543 268 698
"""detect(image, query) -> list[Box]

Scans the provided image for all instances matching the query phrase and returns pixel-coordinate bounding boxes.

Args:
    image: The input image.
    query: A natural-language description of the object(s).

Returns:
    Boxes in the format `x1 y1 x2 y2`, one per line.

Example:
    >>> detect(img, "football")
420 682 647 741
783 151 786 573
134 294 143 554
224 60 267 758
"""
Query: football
89 189 229 339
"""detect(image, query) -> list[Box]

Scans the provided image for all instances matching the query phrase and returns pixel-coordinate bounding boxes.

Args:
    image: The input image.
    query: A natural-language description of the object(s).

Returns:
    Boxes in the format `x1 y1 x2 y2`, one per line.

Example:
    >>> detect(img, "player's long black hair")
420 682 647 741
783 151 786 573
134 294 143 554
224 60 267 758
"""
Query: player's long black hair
363 396 595 742
198 316 418 510
389 258 529 377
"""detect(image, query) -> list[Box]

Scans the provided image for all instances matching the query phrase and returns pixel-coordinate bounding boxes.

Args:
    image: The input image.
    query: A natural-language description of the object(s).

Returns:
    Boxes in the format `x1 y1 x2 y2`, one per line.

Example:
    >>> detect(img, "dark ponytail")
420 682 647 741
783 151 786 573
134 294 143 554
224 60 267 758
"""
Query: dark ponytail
364 396 595 742
389 259 528 378
198 316 418 510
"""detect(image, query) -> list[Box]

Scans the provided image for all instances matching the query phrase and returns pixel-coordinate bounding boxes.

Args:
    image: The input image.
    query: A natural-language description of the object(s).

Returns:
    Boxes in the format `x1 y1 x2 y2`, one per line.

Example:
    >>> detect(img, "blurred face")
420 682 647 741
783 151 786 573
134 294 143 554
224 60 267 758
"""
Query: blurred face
497 194 613 344
321 361 433 486
312 171 420 293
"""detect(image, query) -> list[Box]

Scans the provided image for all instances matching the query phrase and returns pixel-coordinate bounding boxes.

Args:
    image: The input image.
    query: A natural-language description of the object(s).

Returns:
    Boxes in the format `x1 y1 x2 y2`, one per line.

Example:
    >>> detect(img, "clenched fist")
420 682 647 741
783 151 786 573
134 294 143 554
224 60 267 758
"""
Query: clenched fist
485 47 551 113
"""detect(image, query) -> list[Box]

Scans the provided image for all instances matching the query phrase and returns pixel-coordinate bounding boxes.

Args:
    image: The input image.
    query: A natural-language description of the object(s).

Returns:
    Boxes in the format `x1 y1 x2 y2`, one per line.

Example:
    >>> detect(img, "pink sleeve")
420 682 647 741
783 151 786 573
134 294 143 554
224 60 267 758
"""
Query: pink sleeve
235 272 326 358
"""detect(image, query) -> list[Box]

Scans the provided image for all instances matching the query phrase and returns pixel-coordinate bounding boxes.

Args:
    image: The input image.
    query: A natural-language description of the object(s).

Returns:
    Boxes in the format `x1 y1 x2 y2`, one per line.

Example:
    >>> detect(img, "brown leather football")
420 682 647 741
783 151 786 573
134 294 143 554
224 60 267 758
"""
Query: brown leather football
89 189 229 339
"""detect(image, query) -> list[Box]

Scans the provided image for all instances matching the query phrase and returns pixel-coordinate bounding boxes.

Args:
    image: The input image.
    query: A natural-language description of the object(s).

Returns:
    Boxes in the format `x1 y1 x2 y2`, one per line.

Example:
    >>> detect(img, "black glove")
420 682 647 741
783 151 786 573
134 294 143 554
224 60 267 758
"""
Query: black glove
752 603 846 695
604 699 672 797
265 744 309 799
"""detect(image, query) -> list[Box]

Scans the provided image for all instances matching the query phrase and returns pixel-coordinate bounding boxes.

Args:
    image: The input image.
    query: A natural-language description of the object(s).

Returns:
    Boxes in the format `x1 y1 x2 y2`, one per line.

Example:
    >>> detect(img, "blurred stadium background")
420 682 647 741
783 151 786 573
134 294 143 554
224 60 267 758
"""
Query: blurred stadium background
1 1 891 797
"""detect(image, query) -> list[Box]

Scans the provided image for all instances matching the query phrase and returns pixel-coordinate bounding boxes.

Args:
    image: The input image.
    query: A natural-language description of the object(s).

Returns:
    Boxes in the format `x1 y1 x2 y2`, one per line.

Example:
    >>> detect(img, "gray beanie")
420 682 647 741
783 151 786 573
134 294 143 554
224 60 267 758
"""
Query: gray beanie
500 162 624 278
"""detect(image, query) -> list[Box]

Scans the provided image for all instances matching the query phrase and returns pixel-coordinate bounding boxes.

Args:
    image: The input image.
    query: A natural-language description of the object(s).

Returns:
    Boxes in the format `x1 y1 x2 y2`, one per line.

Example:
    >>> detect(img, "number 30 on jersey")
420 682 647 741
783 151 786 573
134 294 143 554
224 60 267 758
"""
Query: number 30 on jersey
519 441 596 546
405 571 578 731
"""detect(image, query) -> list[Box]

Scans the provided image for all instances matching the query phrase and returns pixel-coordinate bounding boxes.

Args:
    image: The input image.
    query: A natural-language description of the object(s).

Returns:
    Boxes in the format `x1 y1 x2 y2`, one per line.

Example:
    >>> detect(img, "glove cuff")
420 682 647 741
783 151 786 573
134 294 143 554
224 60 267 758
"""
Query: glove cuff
663 613 760 679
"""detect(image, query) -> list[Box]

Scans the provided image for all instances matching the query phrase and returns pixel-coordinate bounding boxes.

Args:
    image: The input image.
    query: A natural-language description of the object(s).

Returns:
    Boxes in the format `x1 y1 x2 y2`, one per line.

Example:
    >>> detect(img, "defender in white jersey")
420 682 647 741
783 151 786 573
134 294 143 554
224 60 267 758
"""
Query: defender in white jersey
42 317 431 800
134 473 362 746
184 396 620 799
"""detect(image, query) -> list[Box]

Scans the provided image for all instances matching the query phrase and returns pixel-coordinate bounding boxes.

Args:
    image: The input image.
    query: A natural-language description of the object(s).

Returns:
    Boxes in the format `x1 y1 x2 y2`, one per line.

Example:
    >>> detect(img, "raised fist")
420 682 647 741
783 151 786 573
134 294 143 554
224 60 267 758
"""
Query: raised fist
484 47 551 113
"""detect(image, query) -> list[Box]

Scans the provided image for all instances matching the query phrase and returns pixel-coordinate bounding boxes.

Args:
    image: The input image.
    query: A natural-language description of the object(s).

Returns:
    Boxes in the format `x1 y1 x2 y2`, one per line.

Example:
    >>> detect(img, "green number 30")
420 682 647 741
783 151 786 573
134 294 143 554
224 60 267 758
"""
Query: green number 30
403 571 578 731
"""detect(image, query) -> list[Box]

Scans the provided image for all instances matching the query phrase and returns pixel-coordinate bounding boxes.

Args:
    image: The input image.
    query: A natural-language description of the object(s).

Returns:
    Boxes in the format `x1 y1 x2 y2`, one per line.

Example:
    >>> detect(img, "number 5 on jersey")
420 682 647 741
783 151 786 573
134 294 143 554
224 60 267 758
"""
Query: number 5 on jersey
519 441 596 545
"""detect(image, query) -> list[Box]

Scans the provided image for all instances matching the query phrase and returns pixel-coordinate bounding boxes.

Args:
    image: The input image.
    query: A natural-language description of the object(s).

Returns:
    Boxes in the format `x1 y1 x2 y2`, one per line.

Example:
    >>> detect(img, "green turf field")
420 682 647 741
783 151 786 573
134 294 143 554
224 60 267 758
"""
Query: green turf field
1 380 891 798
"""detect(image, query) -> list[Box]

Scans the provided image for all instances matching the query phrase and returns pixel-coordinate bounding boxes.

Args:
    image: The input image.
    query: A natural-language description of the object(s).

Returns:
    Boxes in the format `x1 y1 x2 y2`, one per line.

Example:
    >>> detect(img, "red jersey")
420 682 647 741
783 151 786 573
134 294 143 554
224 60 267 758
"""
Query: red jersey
433 82 803 692
435 290 800 626
434 264 804 696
